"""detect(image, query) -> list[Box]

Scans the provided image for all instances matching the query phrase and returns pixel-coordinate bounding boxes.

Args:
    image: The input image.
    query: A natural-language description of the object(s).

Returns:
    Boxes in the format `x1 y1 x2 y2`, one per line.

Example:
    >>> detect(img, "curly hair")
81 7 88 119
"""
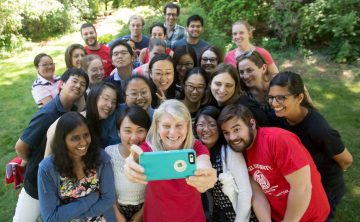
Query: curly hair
52 112 101 179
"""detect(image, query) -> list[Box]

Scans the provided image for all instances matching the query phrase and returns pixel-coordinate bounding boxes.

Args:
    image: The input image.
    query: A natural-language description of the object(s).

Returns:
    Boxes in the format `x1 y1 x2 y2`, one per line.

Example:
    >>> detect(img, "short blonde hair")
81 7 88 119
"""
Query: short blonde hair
146 99 195 151
128 15 145 26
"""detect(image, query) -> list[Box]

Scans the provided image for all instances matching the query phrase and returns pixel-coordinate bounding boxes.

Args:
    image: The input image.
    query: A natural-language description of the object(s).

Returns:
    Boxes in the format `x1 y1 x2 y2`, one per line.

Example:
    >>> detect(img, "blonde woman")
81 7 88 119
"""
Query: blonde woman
124 99 217 222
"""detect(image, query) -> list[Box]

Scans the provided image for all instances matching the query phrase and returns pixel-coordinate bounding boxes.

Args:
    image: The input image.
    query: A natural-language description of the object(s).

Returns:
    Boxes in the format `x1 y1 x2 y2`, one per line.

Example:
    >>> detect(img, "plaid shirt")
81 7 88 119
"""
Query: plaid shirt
165 24 186 48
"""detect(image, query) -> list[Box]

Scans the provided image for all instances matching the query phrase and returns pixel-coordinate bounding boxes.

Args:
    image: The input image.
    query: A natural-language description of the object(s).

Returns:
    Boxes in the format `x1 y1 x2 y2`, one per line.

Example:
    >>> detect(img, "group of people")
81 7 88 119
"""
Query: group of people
13 2 353 222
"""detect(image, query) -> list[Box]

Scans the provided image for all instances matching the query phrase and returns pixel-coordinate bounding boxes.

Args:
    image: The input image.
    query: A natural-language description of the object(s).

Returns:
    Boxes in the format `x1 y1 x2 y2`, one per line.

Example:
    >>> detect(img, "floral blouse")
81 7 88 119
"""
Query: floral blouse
60 170 101 222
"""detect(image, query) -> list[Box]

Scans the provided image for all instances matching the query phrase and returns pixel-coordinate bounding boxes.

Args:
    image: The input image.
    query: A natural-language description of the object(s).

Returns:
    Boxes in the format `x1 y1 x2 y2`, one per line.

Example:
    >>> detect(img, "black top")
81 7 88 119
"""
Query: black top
275 108 345 185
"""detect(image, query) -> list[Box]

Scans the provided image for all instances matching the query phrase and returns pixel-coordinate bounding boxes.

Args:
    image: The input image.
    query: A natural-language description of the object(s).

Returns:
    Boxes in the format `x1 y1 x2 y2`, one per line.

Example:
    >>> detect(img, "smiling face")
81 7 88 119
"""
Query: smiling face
201 50 218 74
187 20 203 39
238 58 266 89
184 73 206 103
119 116 148 150
112 45 133 69
71 48 85 68
65 123 91 160
97 87 117 120
81 27 97 46
268 85 302 118
87 59 104 85
157 112 188 150
150 60 174 92
151 26 166 40
61 75 87 100
196 115 219 149
176 54 194 80
232 23 251 47
125 78 152 110
221 116 255 153
211 72 236 104
165 8 178 27
37 56 55 81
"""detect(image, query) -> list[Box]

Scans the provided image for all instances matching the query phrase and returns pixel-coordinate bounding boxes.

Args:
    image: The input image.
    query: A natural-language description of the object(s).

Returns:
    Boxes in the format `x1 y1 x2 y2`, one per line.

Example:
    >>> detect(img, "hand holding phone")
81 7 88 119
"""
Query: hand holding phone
139 149 197 181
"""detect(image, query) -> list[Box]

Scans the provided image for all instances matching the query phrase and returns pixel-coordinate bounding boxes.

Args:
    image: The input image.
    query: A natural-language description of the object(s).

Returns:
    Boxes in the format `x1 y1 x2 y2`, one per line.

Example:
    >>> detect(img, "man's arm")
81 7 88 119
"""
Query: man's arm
282 165 312 222
250 177 272 222
333 147 353 171
15 139 31 161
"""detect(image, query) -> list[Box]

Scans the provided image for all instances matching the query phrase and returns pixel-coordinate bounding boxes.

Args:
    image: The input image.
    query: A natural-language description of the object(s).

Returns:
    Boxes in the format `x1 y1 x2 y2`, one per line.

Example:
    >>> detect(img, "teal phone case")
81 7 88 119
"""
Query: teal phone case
139 149 196 181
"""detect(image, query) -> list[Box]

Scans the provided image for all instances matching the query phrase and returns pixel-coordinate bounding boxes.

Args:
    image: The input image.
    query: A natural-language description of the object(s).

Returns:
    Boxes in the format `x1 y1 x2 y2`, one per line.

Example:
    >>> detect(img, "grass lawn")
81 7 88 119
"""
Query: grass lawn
0 7 359 222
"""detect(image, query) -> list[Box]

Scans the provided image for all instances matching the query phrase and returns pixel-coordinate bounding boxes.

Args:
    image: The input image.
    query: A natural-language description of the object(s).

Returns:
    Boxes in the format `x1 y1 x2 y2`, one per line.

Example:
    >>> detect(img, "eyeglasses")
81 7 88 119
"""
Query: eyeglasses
266 94 293 104
177 62 194 69
237 50 266 64
185 84 205 92
196 123 218 130
126 91 150 99
166 13 177 17
39 63 55 67
201 57 217 63
113 51 129 57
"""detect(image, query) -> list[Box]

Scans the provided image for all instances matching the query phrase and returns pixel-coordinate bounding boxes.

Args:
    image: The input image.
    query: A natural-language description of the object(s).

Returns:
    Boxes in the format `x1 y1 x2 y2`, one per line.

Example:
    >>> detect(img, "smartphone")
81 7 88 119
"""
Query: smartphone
139 149 196 181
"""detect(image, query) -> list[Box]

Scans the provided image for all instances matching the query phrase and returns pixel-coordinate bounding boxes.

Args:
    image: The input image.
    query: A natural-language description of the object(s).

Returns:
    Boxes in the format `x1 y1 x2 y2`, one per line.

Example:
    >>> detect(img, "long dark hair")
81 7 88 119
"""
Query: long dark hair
52 112 101 179
269 71 315 109
148 53 177 108
86 82 119 144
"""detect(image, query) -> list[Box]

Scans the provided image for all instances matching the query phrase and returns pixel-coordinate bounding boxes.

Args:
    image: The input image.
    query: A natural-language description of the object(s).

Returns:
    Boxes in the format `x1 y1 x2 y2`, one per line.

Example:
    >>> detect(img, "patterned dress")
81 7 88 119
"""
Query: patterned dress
211 149 259 222
59 170 102 222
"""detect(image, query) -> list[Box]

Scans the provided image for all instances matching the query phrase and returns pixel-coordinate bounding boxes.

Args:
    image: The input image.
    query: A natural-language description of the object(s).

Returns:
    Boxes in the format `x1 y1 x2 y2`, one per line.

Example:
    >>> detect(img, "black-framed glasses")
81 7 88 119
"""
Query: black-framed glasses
185 84 205 92
39 63 55 67
201 57 217 63
266 94 293 104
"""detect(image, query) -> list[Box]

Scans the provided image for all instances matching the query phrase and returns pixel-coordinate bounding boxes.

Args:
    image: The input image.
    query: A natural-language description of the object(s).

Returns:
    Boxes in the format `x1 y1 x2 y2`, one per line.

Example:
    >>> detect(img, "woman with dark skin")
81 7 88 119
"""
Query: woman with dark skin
268 71 353 221
38 112 116 221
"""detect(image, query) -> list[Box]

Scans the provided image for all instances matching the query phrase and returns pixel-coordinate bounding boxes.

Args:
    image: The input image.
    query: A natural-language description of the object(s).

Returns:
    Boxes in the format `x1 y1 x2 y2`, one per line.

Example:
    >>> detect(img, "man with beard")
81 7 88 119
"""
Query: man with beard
80 23 114 78
218 104 330 222
172 14 209 61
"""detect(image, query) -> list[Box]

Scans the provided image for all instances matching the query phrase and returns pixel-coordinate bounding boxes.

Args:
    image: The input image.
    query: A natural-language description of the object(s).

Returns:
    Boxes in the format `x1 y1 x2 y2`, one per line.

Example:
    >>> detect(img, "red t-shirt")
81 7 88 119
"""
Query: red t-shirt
224 46 274 68
85 44 114 78
246 127 329 222
140 139 209 222
143 47 173 64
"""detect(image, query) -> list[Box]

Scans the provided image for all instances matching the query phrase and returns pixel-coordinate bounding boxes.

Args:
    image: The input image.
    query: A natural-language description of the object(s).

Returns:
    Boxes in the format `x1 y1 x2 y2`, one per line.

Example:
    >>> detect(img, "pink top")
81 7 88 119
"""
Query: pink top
224 47 274 68
246 127 329 222
140 140 209 222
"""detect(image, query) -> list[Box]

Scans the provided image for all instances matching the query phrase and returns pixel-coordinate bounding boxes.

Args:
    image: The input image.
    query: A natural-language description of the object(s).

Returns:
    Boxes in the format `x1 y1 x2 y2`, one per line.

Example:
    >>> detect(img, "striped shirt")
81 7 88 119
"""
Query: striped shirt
31 74 60 107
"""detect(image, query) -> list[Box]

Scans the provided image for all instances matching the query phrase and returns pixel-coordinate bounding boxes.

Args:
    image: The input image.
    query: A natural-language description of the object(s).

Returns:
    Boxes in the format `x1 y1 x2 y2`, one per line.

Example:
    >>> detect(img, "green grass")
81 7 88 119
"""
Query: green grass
1 7 359 222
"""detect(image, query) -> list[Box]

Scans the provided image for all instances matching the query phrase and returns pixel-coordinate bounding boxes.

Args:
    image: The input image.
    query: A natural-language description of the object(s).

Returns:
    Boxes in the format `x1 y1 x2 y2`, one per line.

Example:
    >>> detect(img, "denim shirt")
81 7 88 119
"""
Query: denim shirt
37 149 116 222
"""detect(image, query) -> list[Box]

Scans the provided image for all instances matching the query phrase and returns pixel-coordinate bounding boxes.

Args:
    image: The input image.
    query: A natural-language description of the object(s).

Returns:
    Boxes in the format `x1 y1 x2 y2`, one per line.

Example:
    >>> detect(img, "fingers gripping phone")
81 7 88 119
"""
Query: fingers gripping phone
139 149 196 181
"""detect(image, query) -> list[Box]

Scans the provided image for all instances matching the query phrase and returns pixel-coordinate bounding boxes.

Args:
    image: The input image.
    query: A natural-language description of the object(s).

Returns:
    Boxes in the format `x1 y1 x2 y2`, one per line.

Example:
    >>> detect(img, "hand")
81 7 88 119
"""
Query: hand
186 168 217 193
156 88 166 103
124 145 147 184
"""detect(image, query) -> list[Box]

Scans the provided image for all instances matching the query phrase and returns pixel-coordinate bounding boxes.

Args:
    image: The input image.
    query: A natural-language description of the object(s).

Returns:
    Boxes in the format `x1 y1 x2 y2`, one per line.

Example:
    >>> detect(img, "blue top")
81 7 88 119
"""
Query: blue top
37 149 116 222
165 24 186 48
108 35 150 50
101 103 154 147
20 96 67 199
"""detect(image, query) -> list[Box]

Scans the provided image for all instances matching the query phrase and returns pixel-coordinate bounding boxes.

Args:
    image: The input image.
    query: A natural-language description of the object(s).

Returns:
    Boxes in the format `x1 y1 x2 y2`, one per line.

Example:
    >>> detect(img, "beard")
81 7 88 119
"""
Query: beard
86 38 97 47
228 128 255 153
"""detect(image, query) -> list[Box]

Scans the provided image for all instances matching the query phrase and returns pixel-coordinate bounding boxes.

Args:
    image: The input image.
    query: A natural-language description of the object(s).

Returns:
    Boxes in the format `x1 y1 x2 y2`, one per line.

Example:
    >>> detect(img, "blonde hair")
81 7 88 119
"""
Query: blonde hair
146 99 195 151
232 20 255 39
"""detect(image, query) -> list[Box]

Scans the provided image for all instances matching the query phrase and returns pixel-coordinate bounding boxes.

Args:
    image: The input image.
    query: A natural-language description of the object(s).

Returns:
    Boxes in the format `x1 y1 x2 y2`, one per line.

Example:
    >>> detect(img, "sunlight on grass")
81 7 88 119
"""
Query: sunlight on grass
324 92 336 99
